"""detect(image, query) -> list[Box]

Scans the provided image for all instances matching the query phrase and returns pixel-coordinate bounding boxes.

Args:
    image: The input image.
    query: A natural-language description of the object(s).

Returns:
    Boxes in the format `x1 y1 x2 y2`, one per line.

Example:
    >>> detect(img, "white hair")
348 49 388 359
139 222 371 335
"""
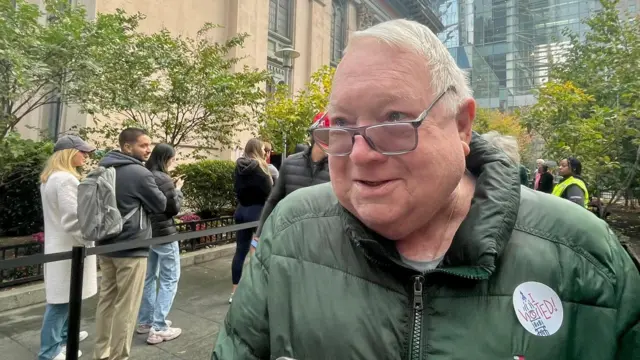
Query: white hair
536 159 545 165
481 131 521 165
346 19 472 114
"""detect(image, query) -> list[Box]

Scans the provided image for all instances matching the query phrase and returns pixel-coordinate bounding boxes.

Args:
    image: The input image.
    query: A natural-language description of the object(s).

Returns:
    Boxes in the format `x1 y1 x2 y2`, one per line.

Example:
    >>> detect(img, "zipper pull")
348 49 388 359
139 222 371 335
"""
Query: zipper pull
412 275 424 310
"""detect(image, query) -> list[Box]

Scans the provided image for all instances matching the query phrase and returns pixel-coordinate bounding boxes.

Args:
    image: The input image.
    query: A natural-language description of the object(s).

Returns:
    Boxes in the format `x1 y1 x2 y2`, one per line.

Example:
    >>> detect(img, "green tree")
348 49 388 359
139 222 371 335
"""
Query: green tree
77 23 270 153
525 0 640 210
525 81 614 183
259 65 335 154
0 133 53 235
0 0 138 139
473 108 532 161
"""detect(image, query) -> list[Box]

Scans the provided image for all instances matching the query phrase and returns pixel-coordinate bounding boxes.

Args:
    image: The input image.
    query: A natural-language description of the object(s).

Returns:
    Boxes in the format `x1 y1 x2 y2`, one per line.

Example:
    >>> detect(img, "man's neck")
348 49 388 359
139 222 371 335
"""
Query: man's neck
119 150 142 162
396 173 476 262
310 145 326 163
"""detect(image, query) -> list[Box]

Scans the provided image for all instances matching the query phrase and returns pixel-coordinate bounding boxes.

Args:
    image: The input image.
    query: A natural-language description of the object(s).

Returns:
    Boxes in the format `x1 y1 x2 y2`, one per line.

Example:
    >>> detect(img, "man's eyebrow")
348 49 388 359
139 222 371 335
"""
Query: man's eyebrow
329 93 418 113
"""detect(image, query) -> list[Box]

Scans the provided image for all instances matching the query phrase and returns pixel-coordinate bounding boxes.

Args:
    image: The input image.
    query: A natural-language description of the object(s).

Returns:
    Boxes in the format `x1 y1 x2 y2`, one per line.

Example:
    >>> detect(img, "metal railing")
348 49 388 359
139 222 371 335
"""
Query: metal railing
0 221 259 360
176 216 237 252
0 217 240 289
0 242 44 288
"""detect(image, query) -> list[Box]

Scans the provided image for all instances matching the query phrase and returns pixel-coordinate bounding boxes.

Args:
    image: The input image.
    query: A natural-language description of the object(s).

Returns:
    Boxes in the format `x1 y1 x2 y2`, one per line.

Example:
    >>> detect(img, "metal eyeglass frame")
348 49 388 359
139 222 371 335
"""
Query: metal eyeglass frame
313 86 457 156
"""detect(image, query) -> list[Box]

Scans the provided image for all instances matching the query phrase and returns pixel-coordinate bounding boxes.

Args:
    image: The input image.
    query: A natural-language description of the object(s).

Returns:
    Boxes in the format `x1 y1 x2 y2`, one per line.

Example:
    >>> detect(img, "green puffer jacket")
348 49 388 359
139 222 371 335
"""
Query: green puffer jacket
213 135 640 360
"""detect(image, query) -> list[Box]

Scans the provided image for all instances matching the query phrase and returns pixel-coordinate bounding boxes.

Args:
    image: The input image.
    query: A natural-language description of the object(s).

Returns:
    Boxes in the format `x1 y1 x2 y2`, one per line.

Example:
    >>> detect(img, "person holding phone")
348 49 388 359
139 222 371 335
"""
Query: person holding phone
136 144 184 345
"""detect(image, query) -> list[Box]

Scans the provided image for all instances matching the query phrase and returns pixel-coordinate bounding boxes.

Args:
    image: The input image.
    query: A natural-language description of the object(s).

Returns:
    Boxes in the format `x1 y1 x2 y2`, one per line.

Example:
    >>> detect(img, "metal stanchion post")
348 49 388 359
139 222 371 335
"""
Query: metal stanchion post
66 246 86 360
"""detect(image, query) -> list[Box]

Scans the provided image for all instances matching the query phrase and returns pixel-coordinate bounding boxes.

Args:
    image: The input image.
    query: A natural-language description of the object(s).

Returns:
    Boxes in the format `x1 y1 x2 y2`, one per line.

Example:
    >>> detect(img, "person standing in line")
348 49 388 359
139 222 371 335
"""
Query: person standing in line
136 144 184 345
553 157 589 208
93 128 167 360
252 114 330 252
533 158 545 189
538 164 555 194
263 142 279 183
38 135 97 360
229 138 272 303
481 131 529 186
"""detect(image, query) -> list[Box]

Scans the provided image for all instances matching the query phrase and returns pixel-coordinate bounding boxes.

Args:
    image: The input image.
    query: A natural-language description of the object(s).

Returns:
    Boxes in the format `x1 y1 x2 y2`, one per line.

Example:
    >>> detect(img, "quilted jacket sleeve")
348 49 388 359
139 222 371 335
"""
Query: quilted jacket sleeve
153 171 180 217
615 242 640 358
212 208 274 359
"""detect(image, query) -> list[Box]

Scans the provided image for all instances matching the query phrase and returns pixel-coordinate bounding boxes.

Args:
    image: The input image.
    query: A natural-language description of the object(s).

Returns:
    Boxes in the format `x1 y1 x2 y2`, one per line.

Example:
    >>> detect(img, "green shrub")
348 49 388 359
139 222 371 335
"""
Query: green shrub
0 133 54 236
174 160 236 218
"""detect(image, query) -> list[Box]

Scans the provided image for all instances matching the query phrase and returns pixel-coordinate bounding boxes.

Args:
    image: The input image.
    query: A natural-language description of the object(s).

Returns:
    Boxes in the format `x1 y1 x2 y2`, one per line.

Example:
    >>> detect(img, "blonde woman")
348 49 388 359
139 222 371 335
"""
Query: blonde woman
38 135 97 360
229 138 273 302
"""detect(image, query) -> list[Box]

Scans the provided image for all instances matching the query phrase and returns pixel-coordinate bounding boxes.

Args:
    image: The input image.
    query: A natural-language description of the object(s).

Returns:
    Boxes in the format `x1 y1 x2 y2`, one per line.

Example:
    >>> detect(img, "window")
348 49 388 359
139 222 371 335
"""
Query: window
331 0 347 64
267 62 287 93
269 0 292 40
47 95 63 141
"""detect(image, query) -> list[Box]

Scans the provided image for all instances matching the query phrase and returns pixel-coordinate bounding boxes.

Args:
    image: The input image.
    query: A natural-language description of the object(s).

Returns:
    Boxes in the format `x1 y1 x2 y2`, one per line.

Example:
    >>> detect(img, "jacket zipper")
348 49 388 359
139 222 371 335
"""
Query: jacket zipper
408 275 424 360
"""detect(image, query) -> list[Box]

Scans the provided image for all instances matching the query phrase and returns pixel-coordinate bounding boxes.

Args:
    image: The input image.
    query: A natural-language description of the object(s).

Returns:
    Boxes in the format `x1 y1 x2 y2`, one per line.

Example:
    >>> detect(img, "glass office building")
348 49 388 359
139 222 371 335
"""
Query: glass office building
436 0 610 109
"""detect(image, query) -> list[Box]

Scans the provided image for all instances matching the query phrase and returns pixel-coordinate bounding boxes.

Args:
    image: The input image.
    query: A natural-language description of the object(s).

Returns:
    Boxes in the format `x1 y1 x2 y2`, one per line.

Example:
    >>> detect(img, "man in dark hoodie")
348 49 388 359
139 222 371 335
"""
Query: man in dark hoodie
93 128 167 360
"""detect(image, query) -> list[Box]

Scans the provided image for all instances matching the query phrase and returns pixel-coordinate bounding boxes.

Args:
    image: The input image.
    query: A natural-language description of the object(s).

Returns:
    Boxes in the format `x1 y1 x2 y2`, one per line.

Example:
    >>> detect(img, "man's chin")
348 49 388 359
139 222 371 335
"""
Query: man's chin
351 204 406 238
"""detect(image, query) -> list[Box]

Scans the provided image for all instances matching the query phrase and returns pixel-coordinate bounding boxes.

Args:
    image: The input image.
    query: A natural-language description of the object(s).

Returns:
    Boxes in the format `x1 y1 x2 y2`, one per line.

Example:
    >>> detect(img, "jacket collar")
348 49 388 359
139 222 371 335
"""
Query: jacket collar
342 132 521 278
303 145 328 167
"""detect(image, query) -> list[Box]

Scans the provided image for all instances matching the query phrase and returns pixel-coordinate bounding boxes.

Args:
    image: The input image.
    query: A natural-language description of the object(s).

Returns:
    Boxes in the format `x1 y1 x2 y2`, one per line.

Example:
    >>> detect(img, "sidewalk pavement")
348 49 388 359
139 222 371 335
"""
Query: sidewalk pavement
0 254 234 360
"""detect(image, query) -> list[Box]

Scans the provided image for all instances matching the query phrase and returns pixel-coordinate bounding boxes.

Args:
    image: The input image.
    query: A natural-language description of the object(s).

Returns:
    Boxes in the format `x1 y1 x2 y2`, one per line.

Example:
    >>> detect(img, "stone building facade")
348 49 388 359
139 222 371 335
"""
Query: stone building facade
17 0 442 159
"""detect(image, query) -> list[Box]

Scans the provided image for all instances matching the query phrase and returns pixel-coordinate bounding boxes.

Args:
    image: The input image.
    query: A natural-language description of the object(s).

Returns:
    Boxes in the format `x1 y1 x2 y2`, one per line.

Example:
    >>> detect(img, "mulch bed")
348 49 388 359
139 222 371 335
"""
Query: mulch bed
607 204 640 257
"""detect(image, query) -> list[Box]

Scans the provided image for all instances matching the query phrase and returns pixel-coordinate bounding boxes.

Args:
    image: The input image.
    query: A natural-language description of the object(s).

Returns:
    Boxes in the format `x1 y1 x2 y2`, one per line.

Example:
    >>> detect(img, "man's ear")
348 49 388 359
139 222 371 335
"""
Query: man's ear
456 98 476 145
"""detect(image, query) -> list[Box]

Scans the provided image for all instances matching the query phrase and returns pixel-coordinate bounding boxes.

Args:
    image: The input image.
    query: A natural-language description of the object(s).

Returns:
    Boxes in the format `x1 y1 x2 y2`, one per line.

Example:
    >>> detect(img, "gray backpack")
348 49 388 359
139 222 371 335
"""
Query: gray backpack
77 166 138 241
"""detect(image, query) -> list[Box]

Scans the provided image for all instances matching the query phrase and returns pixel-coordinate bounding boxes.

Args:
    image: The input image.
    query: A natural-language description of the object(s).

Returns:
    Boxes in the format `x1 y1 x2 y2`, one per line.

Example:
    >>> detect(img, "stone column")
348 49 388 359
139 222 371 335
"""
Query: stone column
293 0 331 92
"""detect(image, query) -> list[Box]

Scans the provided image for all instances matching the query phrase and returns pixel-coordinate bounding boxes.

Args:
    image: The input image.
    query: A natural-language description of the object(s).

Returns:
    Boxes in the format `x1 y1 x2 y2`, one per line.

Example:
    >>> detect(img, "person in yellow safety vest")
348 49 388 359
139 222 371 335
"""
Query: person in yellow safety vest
552 157 589 208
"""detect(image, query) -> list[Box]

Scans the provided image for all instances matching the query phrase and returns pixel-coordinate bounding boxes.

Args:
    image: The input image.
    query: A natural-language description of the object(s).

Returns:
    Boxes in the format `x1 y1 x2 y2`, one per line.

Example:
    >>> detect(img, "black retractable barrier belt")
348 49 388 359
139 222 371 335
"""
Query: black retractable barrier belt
0 251 72 270
0 221 259 269
88 221 259 256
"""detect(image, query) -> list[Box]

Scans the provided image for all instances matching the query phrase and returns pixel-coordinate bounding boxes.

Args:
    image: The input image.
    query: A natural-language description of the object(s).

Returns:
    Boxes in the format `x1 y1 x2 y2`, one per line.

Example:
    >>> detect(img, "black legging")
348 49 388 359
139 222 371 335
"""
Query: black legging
231 204 264 284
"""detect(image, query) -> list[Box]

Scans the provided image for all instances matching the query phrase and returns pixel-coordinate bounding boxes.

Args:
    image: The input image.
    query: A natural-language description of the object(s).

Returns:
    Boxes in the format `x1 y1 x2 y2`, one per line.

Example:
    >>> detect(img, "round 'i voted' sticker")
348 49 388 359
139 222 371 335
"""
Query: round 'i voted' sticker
512 281 563 336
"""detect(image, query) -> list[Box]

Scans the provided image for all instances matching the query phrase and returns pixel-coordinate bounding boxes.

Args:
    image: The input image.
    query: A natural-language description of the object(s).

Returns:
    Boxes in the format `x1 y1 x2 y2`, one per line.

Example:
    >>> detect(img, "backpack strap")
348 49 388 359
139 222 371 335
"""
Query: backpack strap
122 206 139 222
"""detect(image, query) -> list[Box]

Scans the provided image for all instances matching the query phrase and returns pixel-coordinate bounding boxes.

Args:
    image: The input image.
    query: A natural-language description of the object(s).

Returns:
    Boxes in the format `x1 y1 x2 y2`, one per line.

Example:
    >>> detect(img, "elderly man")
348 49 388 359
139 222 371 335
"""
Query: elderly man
481 131 529 185
213 19 640 359
533 158 545 189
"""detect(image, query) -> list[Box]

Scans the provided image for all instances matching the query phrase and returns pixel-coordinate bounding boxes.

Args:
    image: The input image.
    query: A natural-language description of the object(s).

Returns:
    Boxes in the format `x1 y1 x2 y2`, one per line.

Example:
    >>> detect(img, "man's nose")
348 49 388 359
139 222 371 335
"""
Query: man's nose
349 136 386 165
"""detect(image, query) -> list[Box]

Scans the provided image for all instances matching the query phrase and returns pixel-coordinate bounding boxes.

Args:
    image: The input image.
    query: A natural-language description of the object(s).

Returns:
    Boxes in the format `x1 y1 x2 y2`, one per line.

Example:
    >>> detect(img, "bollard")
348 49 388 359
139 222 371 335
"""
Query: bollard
66 246 86 360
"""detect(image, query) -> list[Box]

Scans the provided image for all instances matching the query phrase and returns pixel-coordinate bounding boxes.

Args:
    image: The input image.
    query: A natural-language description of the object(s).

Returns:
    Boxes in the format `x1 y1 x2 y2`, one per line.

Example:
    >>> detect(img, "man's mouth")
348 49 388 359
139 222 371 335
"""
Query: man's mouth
356 180 390 187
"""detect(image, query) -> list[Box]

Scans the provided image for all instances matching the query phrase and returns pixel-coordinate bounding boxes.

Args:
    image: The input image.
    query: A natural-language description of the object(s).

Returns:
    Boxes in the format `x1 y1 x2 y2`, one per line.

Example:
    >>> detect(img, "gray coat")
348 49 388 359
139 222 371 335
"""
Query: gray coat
256 147 329 236
98 151 167 257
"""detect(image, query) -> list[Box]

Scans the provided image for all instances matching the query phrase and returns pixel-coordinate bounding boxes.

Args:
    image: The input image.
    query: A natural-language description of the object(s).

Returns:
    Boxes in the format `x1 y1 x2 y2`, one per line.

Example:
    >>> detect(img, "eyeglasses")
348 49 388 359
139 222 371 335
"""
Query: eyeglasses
312 87 455 156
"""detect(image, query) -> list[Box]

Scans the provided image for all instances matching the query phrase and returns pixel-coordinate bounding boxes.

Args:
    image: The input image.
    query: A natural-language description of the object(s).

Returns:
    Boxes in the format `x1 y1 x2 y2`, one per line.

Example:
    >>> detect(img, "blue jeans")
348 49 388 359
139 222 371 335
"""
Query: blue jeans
38 303 69 360
137 241 180 331
232 204 263 285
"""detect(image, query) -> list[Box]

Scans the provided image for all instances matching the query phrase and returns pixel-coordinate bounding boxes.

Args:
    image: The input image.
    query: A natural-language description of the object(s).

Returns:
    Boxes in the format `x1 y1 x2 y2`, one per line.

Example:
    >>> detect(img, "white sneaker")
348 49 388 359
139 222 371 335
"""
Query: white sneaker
137 320 172 334
54 350 81 360
146 327 182 345
60 332 88 354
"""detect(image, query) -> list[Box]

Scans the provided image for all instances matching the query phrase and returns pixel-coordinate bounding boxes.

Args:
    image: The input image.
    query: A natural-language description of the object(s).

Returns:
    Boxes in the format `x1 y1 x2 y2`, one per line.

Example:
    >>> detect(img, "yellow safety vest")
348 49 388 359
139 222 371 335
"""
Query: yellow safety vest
552 176 589 208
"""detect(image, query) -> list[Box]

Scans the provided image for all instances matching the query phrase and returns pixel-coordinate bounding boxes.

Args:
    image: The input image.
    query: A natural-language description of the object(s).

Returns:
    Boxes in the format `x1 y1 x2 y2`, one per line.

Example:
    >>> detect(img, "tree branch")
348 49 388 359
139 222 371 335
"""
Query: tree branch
11 83 55 116
605 142 640 214
14 90 60 123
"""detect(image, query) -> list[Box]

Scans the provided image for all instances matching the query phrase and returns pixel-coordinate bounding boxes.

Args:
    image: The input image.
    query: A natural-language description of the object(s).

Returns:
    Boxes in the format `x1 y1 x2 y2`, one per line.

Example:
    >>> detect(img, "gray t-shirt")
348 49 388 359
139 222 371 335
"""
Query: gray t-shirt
400 254 443 273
